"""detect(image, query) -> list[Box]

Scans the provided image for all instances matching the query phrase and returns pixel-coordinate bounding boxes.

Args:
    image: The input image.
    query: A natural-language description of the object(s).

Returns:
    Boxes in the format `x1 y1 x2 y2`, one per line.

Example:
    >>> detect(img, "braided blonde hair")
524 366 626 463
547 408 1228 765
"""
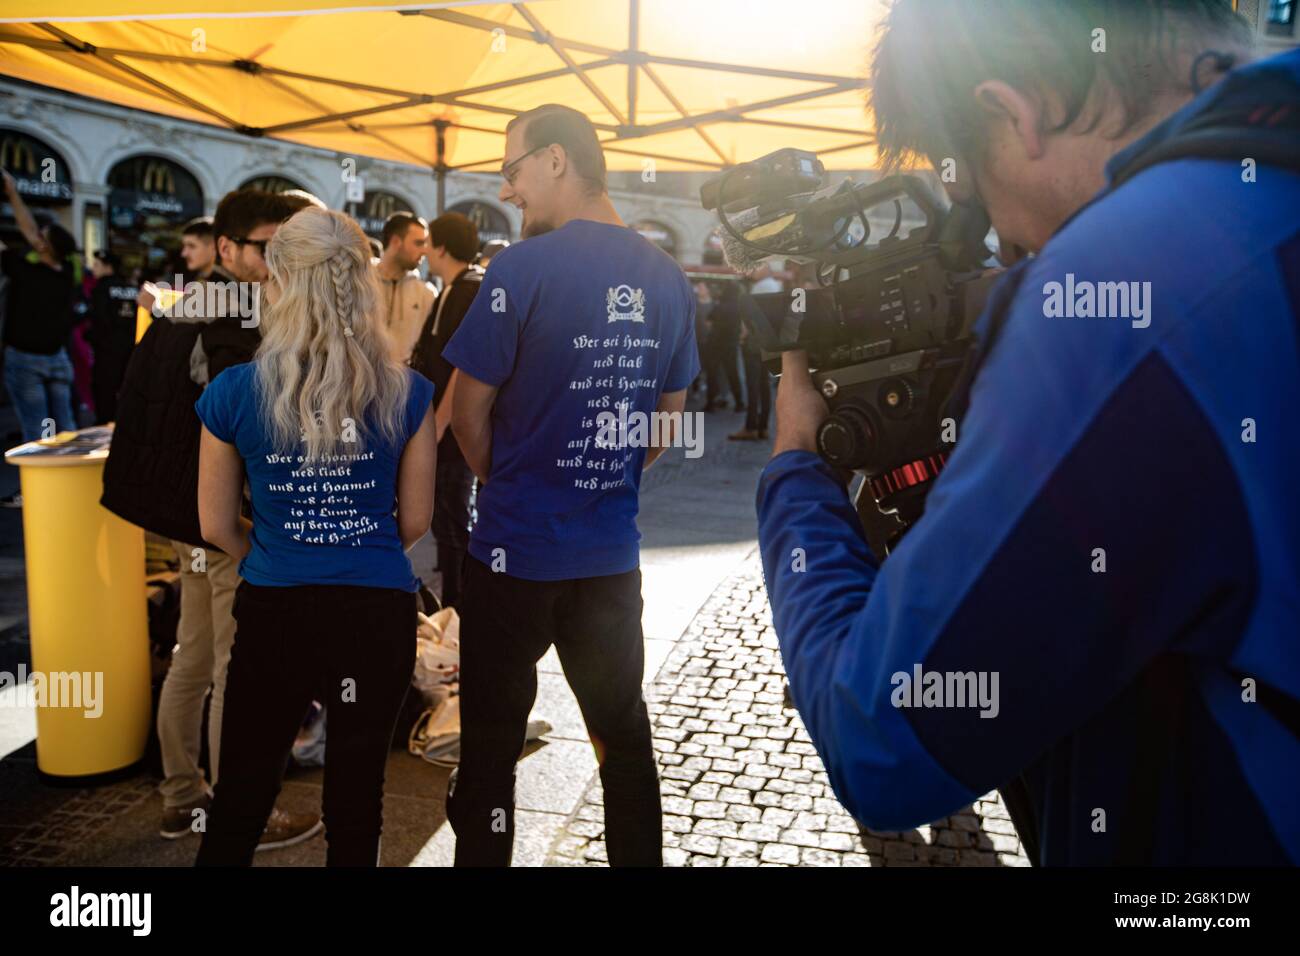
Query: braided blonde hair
254 206 410 462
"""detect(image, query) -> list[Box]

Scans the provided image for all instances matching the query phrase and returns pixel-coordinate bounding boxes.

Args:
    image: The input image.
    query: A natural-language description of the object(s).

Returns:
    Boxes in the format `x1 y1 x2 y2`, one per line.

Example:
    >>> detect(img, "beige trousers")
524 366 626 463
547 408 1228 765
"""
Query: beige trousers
156 540 240 808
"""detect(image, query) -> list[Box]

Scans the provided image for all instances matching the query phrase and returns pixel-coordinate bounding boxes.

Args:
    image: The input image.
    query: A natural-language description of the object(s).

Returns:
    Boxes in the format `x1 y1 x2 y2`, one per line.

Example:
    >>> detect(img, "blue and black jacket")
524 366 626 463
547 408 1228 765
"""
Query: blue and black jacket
757 49 1300 865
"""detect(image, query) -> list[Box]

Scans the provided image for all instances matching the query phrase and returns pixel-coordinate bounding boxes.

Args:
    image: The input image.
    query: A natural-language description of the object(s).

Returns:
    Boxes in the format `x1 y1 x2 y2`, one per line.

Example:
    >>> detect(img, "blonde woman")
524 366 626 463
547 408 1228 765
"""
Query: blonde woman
193 206 436 866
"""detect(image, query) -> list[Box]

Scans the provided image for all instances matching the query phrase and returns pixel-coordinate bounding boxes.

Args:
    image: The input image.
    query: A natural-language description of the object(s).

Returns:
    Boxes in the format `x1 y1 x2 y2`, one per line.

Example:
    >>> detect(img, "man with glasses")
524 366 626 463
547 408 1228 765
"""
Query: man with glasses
442 104 700 867
102 188 324 853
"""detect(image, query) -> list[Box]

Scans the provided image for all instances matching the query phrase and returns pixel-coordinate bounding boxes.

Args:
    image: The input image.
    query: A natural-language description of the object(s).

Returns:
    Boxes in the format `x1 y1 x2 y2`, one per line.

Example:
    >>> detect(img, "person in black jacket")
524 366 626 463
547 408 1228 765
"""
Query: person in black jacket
101 187 322 851
86 249 139 424
409 212 483 608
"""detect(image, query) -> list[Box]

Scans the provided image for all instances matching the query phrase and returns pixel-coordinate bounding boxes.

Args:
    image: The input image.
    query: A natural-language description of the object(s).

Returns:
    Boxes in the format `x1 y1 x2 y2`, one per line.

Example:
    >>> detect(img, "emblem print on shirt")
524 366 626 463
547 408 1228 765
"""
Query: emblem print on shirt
606 284 646 324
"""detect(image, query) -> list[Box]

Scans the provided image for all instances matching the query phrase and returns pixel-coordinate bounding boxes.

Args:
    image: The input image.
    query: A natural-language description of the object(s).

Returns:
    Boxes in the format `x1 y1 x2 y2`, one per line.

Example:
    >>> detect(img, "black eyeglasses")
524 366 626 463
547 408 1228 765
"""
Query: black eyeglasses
231 237 269 256
499 144 550 186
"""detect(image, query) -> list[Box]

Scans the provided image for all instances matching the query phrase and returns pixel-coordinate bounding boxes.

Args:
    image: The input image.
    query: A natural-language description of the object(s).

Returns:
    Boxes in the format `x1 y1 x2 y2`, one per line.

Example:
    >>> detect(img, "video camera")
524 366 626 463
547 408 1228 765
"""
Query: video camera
700 148 999 550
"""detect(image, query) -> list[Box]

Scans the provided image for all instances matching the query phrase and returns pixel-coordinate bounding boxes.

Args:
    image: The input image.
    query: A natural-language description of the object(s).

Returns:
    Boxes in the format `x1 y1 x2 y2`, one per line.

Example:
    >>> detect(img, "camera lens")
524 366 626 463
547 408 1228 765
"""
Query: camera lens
817 405 876 470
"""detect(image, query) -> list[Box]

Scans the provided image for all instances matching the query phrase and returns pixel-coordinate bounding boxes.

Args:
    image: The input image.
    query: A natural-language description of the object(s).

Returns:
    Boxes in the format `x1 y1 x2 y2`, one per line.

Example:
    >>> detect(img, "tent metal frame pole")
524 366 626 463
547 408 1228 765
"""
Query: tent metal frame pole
815 139 876 157
415 7 863 86
599 145 724 169
34 24 243 129
627 0 639 127
617 82 865 140
640 53 863 86
418 8 618 57
739 116 874 137
434 118 449 215
513 4 626 126
639 62 729 165
261 96 434 135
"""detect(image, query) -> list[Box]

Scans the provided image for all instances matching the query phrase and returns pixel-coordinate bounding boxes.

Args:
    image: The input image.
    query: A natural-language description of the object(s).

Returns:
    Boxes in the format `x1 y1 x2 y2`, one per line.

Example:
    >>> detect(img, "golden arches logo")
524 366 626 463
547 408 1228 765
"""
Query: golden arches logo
141 161 176 194
370 193 399 219
0 137 37 175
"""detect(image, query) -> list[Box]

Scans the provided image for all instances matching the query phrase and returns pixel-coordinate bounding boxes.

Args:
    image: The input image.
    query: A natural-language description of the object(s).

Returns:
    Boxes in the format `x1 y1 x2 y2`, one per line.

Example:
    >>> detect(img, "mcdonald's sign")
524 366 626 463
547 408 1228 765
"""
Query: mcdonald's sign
107 154 203 225
0 130 73 204
347 190 414 238
449 200 511 244
140 160 176 195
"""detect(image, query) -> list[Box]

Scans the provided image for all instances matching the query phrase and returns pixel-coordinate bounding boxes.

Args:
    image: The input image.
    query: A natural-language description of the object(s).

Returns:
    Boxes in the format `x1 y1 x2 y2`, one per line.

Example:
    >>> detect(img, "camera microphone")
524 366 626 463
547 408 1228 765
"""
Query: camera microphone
718 207 767 275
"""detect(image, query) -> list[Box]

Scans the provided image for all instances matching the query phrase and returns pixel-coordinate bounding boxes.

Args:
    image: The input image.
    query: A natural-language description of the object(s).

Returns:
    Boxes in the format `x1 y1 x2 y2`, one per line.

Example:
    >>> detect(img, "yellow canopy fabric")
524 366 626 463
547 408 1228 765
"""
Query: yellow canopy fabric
0 1 886 171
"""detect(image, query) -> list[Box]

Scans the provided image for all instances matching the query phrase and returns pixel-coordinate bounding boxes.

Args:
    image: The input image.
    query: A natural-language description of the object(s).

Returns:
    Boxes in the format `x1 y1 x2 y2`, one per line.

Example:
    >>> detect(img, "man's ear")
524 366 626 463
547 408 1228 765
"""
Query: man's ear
972 80 1048 161
216 235 234 269
546 143 567 180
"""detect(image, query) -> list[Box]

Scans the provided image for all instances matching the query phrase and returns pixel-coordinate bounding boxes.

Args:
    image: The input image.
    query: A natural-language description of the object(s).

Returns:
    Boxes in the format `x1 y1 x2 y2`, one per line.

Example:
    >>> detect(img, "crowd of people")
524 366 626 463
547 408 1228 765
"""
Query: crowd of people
690 268 780 442
6 101 701 867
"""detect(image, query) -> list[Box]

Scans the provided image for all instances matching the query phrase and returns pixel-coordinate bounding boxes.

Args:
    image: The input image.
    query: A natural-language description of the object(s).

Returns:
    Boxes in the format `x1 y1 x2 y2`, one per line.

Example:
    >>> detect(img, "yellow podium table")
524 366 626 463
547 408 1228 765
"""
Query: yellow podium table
5 426 150 777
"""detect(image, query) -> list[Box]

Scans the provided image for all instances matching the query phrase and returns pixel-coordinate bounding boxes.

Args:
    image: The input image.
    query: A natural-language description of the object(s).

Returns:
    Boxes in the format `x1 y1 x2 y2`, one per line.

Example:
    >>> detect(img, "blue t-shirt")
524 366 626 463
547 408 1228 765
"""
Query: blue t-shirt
443 218 700 581
195 363 433 591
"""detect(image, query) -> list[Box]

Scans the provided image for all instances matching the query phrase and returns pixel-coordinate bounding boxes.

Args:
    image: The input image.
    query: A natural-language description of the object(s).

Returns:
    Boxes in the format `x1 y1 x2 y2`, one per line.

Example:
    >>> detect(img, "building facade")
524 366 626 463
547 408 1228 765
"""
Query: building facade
0 78 725 279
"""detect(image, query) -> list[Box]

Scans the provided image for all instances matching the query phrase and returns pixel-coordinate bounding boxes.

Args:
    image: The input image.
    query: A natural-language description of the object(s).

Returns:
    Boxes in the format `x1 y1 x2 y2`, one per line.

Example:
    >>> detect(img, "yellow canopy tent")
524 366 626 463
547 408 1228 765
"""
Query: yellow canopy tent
0 0 888 206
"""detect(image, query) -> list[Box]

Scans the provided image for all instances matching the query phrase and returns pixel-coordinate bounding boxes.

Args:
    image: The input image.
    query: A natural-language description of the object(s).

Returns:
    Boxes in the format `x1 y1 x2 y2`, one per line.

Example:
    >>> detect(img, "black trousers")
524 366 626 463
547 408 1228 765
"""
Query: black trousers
448 557 662 866
91 354 129 425
430 448 477 608
195 582 416 867
706 338 743 407
742 347 771 432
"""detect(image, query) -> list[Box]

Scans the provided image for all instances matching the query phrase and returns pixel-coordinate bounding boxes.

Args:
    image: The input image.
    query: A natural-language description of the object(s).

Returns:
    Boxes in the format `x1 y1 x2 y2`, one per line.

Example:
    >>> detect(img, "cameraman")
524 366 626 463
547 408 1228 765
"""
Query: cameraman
760 0 1299 864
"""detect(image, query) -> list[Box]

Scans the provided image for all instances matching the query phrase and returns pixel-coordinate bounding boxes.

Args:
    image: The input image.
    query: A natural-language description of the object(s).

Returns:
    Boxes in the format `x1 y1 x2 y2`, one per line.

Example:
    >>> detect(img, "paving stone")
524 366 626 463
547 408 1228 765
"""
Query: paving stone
662 796 693 816
680 833 720 856
819 831 856 852
800 847 843 867
780 828 822 849
693 819 739 838
687 782 719 801
724 804 761 823
719 838 760 859
760 843 800 865
662 766 700 782
793 812 827 831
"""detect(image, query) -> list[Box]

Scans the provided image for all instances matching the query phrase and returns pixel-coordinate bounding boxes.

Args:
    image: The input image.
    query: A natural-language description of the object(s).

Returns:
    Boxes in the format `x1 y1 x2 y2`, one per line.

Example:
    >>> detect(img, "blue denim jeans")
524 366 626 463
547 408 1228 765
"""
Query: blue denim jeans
4 346 77 442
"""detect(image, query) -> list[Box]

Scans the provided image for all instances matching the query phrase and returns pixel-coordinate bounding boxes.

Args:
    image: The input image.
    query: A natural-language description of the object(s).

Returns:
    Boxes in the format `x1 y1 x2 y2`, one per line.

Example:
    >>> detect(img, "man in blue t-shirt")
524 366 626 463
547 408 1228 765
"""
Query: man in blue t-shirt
442 104 699 867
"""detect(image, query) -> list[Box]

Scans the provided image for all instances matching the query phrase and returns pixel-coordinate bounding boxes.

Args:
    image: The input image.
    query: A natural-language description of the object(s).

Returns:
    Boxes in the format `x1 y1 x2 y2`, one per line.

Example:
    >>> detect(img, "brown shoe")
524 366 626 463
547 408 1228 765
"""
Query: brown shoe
256 806 324 853
160 796 212 840
728 429 760 441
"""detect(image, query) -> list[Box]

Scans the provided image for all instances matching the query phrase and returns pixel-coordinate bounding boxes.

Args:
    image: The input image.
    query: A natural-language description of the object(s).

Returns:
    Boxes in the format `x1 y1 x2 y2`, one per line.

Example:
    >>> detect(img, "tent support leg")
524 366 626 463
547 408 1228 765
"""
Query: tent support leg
435 119 449 215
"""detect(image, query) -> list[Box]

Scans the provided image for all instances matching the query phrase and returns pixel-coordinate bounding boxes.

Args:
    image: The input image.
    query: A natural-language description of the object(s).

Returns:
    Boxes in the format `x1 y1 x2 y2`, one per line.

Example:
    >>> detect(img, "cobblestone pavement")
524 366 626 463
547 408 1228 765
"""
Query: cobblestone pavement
546 556 1030 867
0 776 157 866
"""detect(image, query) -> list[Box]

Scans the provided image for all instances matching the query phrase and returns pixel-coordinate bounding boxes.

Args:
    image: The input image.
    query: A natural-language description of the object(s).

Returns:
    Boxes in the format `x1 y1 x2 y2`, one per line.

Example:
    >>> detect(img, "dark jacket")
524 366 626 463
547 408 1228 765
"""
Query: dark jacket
88 274 140 367
410 265 483 464
100 267 260 548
